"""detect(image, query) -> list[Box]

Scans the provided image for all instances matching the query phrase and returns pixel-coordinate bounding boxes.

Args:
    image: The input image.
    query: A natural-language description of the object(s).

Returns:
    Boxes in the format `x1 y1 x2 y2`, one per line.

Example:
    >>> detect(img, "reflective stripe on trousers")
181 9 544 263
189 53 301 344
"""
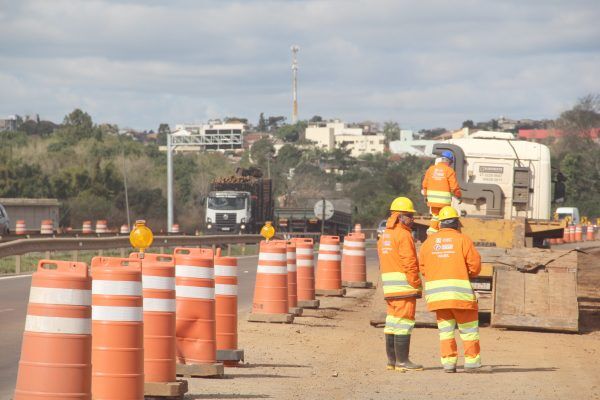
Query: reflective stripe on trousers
436 308 481 368
384 298 416 336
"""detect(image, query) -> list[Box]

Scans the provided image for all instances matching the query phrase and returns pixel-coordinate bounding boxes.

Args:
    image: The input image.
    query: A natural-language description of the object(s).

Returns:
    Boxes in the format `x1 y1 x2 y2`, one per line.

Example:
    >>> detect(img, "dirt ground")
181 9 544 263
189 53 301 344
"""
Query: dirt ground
186 253 600 400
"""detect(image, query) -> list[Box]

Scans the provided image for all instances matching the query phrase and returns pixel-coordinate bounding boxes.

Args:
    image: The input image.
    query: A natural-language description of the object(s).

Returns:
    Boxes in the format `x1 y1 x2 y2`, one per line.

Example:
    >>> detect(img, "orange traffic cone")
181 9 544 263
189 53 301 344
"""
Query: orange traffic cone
354 223 362 233
173 248 223 378
95 220 108 234
286 242 302 316
292 238 320 309
91 256 144 399
14 260 92 400
341 232 372 288
248 240 294 323
575 225 582 242
315 235 345 297
586 225 595 241
40 219 53 235
214 249 244 366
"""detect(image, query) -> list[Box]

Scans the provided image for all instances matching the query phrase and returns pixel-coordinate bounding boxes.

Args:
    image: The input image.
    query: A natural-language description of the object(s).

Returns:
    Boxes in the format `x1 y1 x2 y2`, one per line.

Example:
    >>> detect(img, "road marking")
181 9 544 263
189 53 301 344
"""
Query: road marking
0 274 32 281
0 308 15 313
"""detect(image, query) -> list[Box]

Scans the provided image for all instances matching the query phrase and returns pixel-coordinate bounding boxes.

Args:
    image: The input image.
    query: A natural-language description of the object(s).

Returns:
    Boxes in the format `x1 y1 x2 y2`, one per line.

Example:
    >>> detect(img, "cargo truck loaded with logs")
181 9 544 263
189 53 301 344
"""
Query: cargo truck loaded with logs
205 167 274 234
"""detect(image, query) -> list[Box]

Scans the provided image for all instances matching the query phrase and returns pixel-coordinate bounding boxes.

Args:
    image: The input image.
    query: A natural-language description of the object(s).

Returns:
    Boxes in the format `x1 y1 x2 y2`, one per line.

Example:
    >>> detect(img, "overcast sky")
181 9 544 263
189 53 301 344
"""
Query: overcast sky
1 0 599 131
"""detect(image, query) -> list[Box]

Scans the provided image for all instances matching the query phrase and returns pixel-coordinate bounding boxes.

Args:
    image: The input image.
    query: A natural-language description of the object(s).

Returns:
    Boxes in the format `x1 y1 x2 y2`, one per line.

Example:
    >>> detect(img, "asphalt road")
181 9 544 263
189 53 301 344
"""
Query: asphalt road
0 249 379 399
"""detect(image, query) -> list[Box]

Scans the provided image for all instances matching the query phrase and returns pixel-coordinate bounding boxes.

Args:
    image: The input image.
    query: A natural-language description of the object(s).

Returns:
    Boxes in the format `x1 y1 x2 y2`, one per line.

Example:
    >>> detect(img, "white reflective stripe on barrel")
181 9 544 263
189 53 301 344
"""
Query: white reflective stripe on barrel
343 249 366 256
318 254 342 261
214 265 237 277
176 265 214 279
297 259 314 267
143 298 176 312
28 287 91 306
215 284 238 296
258 252 287 262
344 242 365 249
92 306 143 322
319 244 340 252
25 315 91 335
176 285 215 299
287 264 297 272
142 275 175 290
296 248 314 255
92 280 142 296
257 265 288 274
287 252 296 260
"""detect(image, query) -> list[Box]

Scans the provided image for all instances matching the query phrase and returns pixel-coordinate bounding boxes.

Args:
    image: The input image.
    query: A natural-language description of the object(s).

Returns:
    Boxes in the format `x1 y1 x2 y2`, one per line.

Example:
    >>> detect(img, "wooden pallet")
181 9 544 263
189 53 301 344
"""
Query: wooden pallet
144 380 188 399
298 299 320 309
176 362 224 378
289 306 303 316
342 280 373 288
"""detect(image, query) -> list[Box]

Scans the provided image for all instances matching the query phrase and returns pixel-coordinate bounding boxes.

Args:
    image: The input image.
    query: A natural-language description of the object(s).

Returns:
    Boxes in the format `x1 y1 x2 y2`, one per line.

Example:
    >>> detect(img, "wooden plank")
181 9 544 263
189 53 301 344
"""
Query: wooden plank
247 313 294 323
315 288 346 297
144 380 188 397
342 281 373 288
176 363 224 378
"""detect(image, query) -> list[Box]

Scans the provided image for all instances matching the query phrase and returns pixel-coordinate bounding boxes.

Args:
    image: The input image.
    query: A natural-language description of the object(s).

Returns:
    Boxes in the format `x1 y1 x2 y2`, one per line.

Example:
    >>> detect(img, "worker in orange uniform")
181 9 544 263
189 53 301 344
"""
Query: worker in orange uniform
377 197 423 372
418 206 491 373
421 150 461 235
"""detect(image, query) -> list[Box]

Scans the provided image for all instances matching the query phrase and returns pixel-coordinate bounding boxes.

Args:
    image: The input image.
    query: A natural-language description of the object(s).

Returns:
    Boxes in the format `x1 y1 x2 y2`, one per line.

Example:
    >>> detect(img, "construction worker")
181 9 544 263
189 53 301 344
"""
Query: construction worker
421 150 461 235
418 206 490 373
377 196 423 372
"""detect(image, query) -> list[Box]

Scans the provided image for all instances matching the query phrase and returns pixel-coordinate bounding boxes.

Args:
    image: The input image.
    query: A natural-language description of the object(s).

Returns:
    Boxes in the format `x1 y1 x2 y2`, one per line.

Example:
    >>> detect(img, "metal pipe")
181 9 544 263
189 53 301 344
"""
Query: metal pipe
167 132 174 231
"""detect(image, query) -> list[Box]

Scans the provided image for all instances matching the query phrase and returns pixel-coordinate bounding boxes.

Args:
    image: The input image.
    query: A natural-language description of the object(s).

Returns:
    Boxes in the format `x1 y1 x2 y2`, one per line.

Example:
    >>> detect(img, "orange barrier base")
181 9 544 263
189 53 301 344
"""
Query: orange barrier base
298 299 320 309
247 313 294 324
176 362 224 378
289 306 303 316
315 288 346 297
144 380 188 397
217 349 244 366
342 280 373 289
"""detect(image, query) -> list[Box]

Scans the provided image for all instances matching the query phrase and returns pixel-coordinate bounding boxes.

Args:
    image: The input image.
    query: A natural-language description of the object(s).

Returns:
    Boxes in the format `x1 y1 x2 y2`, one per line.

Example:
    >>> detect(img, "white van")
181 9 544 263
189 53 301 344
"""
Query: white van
555 207 580 225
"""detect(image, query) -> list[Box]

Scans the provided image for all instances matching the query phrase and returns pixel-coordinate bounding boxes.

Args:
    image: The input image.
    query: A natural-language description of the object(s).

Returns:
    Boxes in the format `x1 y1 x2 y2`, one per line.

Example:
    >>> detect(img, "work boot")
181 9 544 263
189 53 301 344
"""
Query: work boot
394 335 423 371
464 365 492 374
385 334 396 370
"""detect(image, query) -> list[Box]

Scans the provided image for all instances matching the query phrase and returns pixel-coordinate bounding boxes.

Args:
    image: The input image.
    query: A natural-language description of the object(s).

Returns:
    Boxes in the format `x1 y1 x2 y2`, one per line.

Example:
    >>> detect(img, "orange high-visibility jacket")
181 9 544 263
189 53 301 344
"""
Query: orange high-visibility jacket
377 217 422 299
422 162 462 207
418 228 481 311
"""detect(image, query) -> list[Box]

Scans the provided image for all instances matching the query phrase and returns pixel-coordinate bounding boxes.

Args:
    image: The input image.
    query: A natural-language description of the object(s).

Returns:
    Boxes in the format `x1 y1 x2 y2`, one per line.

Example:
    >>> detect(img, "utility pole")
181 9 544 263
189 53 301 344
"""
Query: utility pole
167 131 174 232
291 45 299 124
321 198 325 236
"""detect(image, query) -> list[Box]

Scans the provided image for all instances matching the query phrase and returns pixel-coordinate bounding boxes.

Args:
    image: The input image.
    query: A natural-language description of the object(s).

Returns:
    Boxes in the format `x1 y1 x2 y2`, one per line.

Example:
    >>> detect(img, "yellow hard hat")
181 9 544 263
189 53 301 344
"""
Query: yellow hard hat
438 206 459 221
389 197 415 213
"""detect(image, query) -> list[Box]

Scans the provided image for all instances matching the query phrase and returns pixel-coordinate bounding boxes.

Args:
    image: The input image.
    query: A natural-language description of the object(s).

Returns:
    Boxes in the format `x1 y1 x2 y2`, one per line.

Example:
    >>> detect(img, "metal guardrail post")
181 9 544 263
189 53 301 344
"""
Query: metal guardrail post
72 250 78 261
15 255 21 274
227 244 231 256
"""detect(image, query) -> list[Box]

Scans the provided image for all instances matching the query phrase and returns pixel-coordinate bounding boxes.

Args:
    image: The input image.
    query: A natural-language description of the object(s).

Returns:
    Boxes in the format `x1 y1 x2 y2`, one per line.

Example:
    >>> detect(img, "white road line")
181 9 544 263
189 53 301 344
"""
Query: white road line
0 274 32 281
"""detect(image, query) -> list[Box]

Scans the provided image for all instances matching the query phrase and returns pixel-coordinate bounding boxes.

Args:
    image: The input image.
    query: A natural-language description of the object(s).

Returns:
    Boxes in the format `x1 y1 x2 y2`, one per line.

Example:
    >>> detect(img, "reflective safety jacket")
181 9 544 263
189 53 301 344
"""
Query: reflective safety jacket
422 162 461 207
418 228 481 311
377 215 422 299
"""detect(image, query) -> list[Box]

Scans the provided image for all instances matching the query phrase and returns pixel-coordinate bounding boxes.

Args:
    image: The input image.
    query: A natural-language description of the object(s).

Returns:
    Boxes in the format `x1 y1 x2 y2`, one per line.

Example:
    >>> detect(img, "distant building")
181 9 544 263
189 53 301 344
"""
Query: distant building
0 115 20 131
305 119 385 156
518 128 600 142
165 120 246 152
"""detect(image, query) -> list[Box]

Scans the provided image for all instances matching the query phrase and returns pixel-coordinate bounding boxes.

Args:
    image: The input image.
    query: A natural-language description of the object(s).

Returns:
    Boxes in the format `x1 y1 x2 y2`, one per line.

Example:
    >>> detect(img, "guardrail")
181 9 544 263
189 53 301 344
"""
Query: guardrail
0 234 263 275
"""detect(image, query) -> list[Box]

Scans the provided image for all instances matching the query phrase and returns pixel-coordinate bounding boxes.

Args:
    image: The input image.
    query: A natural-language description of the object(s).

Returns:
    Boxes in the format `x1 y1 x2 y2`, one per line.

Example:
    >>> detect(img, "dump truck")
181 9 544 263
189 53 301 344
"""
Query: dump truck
205 167 274 234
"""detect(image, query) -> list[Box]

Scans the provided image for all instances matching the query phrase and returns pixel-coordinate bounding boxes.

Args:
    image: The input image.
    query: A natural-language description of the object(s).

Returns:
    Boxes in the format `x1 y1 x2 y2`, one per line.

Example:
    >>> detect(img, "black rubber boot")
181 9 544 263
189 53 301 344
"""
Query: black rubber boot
394 335 423 371
385 334 396 370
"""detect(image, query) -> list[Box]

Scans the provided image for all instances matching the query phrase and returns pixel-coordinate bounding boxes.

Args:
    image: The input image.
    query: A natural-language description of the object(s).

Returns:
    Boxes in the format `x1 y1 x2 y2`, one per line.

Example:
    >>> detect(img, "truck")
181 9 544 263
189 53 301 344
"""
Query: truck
414 131 564 247
555 206 580 225
205 168 274 234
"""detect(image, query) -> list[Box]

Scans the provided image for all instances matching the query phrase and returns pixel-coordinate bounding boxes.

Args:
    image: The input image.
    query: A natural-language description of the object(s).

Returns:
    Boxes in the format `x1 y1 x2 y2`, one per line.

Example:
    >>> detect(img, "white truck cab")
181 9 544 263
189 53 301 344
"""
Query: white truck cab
205 191 251 233
555 207 580 225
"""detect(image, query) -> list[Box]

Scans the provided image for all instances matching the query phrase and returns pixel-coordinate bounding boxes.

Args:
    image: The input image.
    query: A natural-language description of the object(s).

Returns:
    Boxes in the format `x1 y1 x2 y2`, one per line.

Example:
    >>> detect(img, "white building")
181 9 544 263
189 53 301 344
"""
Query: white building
168 120 246 152
305 120 385 156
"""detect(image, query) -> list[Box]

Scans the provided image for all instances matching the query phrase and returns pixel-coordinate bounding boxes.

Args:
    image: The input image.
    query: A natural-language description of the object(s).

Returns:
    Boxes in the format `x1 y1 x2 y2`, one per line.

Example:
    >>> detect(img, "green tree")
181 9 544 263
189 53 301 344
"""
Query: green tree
257 113 267 132
383 121 401 143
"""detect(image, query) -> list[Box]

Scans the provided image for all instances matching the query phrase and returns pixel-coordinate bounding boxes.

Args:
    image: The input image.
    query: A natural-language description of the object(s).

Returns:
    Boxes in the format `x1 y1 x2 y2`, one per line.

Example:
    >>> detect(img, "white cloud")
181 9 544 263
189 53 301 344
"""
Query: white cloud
0 0 599 129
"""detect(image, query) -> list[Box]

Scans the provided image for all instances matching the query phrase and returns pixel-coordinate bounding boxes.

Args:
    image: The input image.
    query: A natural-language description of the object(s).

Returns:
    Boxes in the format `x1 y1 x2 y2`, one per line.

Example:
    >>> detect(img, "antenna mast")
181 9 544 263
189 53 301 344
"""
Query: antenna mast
291 45 299 124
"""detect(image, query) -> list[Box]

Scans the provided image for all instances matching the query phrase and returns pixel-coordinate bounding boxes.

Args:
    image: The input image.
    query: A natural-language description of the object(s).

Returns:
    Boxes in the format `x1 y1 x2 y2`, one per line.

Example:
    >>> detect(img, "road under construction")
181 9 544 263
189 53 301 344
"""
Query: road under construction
0 226 599 400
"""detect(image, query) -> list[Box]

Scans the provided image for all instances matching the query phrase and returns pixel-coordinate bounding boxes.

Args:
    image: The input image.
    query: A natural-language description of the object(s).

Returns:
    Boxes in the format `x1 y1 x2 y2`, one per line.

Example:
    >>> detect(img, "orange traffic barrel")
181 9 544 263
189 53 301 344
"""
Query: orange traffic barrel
15 220 27 235
354 223 362 233
341 232 367 283
248 241 293 323
171 224 180 233
174 247 216 365
587 225 595 241
214 249 243 365
130 252 177 383
91 256 143 399
563 226 571 243
120 224 130 234
575 225 582 242
315 236 344 296
82 221 93 234
95 220 108 234
14 260 92 400
286 242 302 315
292 238 319 308
40 219 53 235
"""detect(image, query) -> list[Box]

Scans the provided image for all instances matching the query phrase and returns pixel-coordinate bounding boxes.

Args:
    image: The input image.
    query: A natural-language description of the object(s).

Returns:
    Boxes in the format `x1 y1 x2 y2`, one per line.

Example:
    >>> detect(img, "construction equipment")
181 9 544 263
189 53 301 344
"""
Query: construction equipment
206 168 274 234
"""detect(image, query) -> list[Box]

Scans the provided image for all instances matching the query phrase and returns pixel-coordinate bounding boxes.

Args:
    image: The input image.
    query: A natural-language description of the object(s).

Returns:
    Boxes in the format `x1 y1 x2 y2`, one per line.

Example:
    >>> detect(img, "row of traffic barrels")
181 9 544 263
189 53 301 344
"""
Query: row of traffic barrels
11 220 181 235
549 224 598 244
14 247 239 399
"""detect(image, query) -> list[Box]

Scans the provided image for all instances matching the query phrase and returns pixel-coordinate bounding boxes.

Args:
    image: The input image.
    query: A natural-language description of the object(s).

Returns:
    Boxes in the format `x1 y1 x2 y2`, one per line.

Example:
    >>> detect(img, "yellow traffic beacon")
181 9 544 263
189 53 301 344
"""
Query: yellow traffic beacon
129 219 154 257
260 221 275 242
